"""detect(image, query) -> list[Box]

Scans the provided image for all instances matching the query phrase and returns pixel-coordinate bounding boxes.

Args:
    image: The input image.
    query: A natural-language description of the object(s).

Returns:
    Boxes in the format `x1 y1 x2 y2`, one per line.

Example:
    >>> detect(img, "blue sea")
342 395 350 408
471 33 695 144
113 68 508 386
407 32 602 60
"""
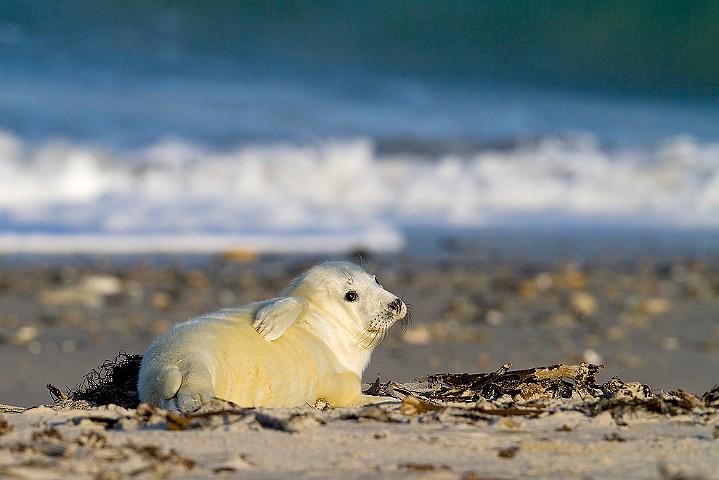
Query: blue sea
1 1 718 254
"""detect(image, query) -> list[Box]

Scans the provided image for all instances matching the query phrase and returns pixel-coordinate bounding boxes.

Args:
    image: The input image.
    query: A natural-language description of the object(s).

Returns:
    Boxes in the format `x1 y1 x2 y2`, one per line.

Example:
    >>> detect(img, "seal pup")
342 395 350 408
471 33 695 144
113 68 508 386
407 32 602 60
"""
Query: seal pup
138 261 408 411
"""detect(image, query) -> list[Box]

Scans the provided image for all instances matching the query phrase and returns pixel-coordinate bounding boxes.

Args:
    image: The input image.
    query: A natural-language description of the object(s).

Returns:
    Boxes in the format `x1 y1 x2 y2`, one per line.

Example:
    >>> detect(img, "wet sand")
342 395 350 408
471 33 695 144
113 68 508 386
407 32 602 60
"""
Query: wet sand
2 247 719 407
1 239 719 478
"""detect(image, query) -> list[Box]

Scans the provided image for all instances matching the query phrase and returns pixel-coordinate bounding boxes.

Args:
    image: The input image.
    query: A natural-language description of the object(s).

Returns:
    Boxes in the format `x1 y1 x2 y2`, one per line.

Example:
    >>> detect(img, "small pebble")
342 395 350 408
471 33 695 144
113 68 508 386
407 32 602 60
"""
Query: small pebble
151 318 172 335
534 272 553 291
484 310 503 326
582 348 603 365
571 292 598 319
185 270 208 289
583 333 600 348
12 325 39 345
218 289 236 306
402 325 432 345
446 295 477 318
27 340 43 355
606 326 626 341
661 336 680 351
641 297 670 315
547 313 577 328
61 339 76 354
150 292 173 310
427 354 441 368
81 274 123 296
125 280 145 305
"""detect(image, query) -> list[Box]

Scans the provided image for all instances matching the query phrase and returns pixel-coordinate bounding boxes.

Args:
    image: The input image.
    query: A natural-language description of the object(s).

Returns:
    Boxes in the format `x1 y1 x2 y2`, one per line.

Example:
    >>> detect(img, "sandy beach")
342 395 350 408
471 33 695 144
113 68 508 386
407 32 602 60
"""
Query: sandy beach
1 393 718 479
1 244 719 478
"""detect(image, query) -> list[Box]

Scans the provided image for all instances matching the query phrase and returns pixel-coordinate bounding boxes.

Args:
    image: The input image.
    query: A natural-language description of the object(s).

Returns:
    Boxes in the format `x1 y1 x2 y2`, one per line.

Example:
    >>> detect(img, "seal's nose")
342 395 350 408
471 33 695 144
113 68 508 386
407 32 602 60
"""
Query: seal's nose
388 298 404 315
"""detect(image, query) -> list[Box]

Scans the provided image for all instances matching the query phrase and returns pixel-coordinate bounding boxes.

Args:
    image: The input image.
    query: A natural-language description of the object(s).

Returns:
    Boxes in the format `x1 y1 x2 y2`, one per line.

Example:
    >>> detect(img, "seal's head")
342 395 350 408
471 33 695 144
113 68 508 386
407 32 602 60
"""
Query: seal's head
286 261 408 348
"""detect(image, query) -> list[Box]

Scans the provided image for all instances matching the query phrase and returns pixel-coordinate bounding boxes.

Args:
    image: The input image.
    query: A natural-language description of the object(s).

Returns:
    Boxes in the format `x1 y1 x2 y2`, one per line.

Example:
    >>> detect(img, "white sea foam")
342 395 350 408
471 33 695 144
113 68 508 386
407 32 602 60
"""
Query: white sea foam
0 131 718 253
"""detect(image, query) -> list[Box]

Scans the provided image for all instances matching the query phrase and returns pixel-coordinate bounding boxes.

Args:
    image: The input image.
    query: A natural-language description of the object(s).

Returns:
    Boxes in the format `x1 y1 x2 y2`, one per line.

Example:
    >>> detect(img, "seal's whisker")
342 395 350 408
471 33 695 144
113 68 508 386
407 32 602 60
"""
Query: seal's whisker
354 327 387 350
372 330 388 349
398 304 413 333
354 333 368 349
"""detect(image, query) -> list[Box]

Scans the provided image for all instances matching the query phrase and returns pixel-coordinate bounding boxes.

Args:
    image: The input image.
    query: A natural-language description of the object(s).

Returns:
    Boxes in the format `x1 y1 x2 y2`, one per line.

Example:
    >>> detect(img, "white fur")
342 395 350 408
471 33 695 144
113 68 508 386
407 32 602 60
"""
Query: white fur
137 261 407 411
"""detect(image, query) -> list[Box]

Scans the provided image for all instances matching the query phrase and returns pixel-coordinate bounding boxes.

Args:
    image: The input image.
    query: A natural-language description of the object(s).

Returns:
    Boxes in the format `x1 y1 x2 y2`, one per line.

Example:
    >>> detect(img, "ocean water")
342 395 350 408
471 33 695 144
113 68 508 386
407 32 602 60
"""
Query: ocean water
1 1 718 254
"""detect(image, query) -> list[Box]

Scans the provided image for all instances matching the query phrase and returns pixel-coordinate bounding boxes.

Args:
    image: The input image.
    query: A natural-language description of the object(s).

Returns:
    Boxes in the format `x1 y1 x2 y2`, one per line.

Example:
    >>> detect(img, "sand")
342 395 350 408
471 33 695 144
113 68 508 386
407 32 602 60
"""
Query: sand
1 393 718 479
1 246 719 478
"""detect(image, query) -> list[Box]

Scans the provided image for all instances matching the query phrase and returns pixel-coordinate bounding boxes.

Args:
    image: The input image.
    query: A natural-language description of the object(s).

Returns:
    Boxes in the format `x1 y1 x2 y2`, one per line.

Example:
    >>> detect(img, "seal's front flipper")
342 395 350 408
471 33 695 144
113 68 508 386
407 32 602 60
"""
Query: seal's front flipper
252 296 306 341
162 367 183 400
174 364 215 412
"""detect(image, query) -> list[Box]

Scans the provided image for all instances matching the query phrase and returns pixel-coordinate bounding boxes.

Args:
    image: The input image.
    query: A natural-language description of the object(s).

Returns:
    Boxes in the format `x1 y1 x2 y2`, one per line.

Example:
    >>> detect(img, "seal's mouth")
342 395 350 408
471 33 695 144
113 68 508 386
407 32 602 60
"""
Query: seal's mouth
356 299 411 349
396 304 412 332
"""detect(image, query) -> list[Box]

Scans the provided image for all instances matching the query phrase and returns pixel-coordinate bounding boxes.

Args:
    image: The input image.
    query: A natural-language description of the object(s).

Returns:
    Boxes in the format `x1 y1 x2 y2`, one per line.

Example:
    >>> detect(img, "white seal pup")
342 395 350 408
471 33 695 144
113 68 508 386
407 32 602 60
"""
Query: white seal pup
137 261 408 411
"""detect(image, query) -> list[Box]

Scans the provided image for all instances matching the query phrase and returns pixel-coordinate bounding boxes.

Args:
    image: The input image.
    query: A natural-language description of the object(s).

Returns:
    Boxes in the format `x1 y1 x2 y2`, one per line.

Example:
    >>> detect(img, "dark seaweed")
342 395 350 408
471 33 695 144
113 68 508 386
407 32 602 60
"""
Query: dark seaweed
66 351 143 409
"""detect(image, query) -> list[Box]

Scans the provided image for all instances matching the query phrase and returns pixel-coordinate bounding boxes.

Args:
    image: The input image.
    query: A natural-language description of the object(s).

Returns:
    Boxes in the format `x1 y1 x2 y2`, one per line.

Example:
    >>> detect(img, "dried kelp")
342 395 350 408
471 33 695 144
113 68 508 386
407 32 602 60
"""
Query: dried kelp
701 384 719 407
588 378 715 421
383 363 605 404
370 363 719 420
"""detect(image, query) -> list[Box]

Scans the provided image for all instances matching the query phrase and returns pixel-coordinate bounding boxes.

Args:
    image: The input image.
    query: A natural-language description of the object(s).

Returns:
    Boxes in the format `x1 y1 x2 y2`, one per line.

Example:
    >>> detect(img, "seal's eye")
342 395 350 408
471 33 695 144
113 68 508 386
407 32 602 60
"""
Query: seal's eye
374 276 381 286
344 290 359 302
